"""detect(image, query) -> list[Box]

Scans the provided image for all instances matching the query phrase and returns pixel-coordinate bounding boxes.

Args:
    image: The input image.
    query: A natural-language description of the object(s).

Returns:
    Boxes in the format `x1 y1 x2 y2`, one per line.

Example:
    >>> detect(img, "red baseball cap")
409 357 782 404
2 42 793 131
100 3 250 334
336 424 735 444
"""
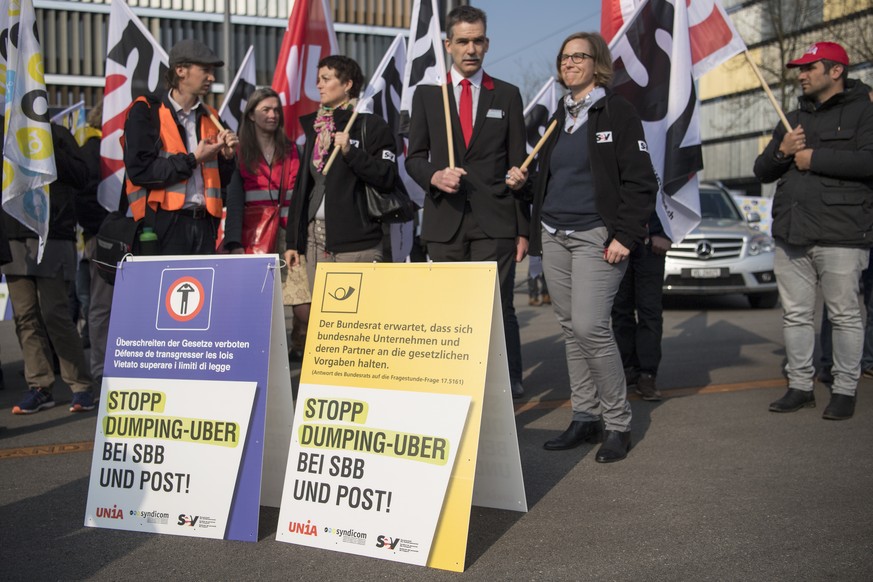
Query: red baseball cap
787 42 849 68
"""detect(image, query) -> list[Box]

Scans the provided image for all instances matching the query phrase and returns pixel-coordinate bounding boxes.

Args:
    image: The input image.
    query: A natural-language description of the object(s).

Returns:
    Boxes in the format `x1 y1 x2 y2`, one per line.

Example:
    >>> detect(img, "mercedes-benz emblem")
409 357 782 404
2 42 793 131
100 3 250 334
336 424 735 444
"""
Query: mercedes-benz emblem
695 240 714 259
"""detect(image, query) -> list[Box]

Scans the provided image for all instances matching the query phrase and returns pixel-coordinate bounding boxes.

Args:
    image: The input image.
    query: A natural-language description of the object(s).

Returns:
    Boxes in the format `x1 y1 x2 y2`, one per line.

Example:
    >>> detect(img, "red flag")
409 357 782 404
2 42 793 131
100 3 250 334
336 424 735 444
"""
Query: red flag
601 0 634 43
271 0 338 144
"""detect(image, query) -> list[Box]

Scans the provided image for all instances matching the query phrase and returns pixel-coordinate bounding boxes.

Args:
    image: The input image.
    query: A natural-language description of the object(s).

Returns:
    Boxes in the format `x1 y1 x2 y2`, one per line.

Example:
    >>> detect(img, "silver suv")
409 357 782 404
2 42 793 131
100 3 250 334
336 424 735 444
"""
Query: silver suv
663 184 778 308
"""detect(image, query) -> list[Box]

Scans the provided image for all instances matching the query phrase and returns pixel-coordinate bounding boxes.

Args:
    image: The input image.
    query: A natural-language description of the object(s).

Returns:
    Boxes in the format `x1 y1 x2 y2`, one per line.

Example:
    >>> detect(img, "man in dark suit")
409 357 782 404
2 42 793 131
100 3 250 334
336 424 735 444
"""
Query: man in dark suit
406 5 530 398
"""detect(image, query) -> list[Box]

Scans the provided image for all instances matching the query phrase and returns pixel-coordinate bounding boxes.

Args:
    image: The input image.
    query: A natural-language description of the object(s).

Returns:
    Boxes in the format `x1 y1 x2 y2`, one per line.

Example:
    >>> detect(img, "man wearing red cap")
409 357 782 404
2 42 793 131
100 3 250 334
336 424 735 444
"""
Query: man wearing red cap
754 42 873 421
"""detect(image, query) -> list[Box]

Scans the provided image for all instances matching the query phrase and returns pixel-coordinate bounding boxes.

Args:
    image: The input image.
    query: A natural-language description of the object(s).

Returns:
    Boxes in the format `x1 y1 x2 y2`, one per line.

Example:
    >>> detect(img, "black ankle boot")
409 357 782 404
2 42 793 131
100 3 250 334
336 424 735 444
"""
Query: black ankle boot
595 430 632 463
822 393 855 420
543 420 603 450
769 388 815 413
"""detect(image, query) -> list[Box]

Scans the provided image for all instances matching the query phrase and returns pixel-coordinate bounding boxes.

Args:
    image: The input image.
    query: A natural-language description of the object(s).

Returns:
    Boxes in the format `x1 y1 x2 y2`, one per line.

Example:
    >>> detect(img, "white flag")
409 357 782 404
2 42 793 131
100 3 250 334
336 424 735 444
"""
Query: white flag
98 0 168 212
219 45 256 134
399 0 447 134
0 0 9 118
2 0 55 262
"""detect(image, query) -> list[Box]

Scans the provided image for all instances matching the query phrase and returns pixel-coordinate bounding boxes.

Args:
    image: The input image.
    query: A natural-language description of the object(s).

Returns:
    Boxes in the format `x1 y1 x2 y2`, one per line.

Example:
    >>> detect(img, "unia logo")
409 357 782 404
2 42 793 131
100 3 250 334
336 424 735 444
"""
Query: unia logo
96 505 124 520
288 519 318 536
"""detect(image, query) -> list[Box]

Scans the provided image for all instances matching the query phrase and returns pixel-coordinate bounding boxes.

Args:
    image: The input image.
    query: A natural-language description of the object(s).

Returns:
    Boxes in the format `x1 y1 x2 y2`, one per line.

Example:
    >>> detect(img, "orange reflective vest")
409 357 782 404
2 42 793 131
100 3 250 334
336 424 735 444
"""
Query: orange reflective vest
126 97 223 221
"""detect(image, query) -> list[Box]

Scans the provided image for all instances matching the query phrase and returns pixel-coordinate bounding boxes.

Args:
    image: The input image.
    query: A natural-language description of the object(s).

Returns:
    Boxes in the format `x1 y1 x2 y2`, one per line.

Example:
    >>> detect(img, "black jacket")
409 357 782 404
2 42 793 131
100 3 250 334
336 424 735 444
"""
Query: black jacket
754 79 873 247
123 92 236 199
405 75 530 242
3 124 88 241
286 109 398 254
77 134 109 236
528 91 658 256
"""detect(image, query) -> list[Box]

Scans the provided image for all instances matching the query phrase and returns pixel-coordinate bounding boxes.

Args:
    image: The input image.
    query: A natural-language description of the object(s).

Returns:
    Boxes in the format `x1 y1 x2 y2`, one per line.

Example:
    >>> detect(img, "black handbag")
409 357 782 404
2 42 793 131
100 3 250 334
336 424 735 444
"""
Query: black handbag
360 119 417 224
94 211 142 285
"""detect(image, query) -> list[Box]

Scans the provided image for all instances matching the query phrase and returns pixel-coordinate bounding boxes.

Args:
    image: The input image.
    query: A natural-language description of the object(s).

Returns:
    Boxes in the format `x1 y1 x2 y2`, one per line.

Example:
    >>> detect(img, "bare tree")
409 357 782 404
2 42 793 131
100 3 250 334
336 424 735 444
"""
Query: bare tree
822 1 873 65
755 0 823 111
516 57 558 105
709 0 871 137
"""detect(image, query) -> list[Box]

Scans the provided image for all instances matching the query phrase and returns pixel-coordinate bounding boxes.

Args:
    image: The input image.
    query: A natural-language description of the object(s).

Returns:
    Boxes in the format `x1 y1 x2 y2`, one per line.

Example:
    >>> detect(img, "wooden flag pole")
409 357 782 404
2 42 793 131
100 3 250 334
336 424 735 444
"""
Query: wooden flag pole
322 110 360 175
521 119 558 170
208 112 226 132
441 83 455 168
744 50 792 132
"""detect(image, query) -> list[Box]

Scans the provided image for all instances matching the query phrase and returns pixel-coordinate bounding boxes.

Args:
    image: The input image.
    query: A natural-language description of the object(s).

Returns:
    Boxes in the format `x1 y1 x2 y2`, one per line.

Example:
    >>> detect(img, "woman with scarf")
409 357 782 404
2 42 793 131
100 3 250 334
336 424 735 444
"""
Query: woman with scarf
284 55 398 287
512 32 658 463
224 87 308 357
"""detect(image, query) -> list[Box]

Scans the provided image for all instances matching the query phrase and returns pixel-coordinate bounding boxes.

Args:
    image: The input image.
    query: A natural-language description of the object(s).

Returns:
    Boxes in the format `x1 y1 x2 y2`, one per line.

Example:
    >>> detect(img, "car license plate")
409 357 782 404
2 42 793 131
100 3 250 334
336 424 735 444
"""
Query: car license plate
689 268 724 278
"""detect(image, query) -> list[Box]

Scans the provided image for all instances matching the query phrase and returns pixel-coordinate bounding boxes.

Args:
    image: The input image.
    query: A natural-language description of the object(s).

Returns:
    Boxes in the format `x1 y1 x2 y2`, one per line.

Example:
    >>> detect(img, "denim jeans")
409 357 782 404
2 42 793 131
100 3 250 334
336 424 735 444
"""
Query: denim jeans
541 226 631 431
775 241 868 396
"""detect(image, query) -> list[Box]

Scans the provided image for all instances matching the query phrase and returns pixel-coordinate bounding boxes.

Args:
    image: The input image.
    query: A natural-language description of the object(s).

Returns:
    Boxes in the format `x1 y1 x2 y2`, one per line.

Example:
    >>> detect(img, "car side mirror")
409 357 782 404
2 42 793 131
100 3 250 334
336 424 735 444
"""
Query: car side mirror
747 212 761 223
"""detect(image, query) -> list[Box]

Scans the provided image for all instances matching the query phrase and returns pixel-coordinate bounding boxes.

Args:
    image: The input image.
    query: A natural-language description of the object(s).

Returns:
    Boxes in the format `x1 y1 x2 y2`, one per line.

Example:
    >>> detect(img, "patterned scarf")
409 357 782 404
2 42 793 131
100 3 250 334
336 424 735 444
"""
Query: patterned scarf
312 99 356 173
563 87 604 133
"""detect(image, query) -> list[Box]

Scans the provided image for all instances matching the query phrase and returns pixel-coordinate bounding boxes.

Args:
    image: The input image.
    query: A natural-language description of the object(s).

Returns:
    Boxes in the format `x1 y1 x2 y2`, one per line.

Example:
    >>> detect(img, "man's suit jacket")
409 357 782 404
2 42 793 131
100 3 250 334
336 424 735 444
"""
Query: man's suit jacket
405 72 530 243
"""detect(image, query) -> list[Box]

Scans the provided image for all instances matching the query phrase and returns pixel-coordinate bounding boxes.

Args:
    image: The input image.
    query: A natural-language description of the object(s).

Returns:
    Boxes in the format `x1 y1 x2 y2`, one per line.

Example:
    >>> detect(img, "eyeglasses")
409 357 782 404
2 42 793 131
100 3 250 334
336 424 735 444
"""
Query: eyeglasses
560 52 593 64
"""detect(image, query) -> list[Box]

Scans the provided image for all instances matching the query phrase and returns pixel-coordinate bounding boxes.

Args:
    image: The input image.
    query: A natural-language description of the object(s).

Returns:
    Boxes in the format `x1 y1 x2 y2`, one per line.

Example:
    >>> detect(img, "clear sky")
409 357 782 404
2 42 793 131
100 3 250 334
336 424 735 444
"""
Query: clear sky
471 1 602 101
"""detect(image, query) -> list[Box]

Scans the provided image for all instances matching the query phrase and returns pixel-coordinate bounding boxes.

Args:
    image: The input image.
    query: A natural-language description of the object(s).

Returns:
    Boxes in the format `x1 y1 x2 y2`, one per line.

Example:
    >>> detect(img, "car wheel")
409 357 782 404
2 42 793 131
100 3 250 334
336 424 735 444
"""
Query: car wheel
748 292 779 309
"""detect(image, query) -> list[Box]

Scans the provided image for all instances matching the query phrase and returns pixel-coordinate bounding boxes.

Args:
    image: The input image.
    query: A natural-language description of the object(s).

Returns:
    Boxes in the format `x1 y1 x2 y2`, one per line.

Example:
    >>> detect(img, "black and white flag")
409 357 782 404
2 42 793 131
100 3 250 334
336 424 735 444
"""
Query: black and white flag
399 0 446 135
219 45 256 134
523 77 559 155
359 35 418 262
606 0 745 242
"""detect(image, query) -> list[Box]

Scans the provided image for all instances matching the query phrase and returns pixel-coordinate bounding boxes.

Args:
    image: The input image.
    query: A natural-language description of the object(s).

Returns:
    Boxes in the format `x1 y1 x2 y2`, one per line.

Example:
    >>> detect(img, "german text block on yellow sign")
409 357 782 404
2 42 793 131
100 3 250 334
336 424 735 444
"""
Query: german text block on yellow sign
308 264 494 392
302 263 500 571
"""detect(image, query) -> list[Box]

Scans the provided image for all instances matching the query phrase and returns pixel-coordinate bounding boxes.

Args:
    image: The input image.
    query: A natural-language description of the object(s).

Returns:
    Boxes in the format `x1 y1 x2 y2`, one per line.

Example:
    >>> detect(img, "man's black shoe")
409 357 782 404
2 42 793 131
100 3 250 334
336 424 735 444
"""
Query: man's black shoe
511 380 524 399
543 420 603 450
822 393 855 420
769 388 815 413
595 430 632 463
635 373 663 401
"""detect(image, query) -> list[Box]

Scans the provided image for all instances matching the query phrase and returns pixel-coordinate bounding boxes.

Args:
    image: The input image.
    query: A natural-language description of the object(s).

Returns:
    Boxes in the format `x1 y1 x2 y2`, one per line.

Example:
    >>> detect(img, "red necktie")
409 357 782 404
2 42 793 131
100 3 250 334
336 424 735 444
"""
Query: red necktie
460 78 473 147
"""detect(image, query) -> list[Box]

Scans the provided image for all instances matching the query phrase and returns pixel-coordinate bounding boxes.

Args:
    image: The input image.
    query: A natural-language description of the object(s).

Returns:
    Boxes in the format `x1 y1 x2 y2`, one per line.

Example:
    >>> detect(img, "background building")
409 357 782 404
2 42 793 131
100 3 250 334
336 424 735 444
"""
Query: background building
699 0 873 195
38 0 467 107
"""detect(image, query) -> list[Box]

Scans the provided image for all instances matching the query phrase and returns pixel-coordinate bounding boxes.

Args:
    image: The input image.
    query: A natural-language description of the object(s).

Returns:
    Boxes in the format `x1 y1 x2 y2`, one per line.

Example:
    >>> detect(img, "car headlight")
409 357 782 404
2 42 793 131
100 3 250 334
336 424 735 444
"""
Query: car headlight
748 233 775 256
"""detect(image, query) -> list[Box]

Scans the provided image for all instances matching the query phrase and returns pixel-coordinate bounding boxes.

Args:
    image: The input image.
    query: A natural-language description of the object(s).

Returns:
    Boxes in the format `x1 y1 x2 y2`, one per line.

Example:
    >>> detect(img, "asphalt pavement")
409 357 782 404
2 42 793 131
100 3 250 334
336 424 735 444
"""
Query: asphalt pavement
1 275 871 581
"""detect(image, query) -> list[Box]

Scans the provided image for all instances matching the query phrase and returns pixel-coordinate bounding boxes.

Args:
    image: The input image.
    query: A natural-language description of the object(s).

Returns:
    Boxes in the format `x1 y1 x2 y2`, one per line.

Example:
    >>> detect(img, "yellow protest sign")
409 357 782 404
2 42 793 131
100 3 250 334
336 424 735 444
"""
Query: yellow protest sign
278 262 526 571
